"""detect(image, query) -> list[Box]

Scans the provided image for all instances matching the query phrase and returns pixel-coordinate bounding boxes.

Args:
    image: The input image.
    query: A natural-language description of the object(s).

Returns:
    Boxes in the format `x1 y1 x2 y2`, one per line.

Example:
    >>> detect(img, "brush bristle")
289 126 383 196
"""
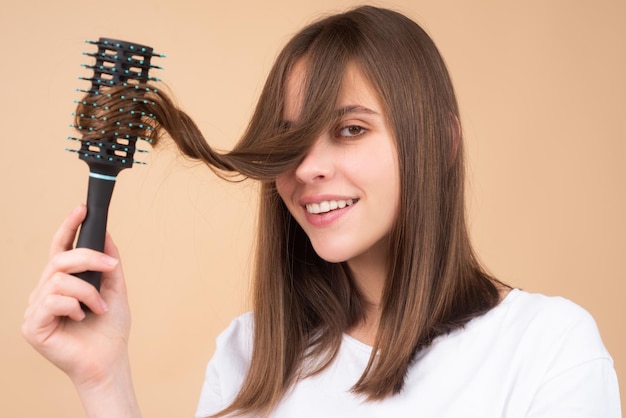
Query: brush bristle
69 38 164 176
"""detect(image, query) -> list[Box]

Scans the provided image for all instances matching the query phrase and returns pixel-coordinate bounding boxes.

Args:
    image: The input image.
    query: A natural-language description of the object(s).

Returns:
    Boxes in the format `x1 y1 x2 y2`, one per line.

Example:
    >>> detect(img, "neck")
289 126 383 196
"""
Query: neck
345 238 388 345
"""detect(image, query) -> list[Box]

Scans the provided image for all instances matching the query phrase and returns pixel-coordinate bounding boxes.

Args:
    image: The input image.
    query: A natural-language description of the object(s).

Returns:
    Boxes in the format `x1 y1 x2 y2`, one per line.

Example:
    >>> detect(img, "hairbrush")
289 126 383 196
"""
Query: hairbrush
67 38 164 292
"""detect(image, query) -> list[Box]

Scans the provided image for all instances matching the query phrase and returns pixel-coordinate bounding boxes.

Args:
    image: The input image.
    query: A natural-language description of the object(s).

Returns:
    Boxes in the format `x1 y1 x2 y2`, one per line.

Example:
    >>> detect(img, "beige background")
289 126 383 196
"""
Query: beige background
1 0 624 416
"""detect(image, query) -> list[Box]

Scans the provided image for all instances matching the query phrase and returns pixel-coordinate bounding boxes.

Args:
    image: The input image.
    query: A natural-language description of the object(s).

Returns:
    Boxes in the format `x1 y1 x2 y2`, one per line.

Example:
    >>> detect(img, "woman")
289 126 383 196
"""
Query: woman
22 6 620 417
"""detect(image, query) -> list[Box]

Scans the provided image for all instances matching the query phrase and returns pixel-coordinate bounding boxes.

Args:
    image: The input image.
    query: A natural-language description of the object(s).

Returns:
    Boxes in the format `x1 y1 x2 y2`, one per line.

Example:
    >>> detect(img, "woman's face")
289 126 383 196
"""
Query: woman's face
276 61 400 266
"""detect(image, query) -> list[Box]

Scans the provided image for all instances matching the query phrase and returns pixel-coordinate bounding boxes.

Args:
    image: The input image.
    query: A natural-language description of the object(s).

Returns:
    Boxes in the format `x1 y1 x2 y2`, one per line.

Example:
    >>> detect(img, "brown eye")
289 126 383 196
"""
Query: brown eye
338 125 366 138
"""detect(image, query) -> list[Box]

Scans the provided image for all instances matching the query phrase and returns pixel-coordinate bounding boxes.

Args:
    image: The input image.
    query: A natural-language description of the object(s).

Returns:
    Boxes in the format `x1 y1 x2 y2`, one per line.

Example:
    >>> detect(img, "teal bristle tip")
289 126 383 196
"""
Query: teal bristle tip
72 38 163 170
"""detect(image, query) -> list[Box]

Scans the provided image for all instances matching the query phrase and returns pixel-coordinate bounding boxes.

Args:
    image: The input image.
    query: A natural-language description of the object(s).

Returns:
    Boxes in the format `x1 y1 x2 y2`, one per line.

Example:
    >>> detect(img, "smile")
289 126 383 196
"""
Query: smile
306 199 357 214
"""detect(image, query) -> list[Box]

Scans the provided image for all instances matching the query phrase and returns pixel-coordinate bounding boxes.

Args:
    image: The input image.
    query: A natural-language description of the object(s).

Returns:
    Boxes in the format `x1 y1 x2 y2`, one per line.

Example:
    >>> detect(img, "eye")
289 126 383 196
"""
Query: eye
337 125 366 138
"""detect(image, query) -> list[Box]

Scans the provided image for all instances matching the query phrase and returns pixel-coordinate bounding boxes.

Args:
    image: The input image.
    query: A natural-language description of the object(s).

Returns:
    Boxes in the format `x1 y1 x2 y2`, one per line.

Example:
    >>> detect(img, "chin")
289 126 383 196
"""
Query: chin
317 254 349 264
309 242 354 264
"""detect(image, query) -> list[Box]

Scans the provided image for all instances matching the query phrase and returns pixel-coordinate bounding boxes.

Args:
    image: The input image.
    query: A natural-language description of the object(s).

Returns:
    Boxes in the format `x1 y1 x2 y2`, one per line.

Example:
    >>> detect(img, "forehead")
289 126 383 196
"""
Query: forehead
282 60 382 122
282 59 308 122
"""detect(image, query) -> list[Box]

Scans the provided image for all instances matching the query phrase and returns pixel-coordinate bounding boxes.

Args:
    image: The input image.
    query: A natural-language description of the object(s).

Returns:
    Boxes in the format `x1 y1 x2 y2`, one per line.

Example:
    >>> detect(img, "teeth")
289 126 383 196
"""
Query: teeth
306 199 355 214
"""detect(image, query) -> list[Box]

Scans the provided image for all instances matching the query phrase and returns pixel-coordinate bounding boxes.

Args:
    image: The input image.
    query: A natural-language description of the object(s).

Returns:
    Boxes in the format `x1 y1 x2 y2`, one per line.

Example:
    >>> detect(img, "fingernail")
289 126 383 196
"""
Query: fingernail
102 255 118 266
100 298 109 312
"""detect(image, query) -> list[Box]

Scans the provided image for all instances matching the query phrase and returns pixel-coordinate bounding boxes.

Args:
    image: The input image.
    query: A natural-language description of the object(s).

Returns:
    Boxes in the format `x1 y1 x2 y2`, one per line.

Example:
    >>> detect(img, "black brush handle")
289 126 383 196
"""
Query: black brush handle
75 174 116 291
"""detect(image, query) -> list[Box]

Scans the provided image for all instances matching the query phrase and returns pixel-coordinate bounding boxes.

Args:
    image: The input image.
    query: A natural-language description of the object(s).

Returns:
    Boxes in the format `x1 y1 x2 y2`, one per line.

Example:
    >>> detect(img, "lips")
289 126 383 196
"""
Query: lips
299 196 359 228
305 199 356 214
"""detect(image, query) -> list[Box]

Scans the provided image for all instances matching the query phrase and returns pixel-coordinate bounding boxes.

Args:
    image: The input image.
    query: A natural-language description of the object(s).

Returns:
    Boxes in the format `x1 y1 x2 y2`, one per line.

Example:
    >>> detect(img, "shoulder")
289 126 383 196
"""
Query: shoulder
212 312 255 373
496 290 621 416
195 312 254 418
501 289 603 340
215 312 254 353
496 289 613 374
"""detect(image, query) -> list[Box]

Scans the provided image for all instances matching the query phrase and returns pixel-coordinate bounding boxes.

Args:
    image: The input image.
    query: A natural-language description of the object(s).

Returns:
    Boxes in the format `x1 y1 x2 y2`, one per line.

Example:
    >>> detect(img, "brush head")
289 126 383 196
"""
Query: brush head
68 38 164 177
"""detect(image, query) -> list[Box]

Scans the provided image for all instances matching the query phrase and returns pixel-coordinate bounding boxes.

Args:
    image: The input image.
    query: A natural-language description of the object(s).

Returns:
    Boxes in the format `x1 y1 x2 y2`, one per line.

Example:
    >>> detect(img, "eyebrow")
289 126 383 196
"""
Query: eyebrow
336 105 380 117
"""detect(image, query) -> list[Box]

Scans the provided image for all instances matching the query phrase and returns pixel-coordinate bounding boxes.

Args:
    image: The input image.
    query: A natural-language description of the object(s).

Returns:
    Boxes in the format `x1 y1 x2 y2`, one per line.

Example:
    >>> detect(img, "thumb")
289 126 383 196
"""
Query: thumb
100 233 128 301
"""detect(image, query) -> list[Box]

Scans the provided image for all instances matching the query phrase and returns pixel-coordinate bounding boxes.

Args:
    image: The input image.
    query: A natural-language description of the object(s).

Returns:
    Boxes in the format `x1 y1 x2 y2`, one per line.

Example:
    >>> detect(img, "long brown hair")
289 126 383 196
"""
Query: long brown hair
75 5 502 417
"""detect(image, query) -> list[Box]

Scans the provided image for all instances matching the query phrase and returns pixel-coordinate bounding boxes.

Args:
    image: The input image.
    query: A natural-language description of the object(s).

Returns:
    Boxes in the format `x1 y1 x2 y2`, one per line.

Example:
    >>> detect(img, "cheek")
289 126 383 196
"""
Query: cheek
275 173 294 206
370 150 400 220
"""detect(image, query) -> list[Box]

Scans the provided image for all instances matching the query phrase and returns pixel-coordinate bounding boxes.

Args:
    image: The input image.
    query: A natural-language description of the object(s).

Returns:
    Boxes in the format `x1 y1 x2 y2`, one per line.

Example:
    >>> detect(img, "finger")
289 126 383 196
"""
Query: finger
99 233 127 299
23 293 86 347
104 232 120 259
35 248 118 296
43 293 88 322
47 247 119 276
34 271 109 315
49 204 87 257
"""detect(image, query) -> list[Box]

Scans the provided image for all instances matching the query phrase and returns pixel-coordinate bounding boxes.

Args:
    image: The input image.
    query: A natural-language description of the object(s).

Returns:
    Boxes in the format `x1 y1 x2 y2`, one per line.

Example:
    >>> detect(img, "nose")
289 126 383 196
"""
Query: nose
294 136 334 184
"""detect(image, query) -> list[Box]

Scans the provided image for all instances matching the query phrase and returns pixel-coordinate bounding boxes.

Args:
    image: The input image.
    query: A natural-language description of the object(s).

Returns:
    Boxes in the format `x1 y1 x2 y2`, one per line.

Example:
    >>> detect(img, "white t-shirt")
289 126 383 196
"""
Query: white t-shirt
196 289 621 417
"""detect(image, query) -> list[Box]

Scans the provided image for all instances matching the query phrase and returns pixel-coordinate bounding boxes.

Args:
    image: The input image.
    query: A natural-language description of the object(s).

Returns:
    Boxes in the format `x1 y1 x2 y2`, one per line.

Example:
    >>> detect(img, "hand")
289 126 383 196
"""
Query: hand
22 204 132 389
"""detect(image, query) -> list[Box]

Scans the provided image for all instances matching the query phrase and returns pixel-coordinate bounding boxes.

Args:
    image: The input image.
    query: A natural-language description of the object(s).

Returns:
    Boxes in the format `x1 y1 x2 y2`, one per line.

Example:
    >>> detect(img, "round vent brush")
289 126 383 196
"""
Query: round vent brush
67 38 164 292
